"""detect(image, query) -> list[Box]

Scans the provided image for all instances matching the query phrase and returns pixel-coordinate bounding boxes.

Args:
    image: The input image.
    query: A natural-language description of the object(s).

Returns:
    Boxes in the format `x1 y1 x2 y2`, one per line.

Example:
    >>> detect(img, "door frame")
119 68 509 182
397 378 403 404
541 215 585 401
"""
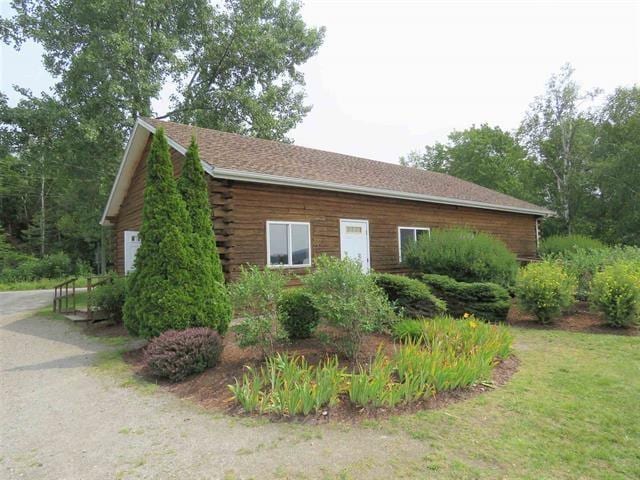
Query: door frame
339 218 371 273
123 230 141 274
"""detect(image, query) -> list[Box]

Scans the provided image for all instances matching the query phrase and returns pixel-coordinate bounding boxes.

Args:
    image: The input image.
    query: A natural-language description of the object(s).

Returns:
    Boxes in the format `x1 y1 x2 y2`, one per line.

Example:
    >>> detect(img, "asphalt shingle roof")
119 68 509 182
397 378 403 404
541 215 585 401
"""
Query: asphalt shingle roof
142 118 552 215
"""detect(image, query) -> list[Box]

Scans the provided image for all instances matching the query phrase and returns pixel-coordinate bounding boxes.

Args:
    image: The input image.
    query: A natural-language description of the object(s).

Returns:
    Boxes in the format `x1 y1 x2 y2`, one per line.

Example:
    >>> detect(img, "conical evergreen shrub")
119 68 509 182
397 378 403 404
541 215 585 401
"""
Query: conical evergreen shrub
178 137 232 334
123 128 199 338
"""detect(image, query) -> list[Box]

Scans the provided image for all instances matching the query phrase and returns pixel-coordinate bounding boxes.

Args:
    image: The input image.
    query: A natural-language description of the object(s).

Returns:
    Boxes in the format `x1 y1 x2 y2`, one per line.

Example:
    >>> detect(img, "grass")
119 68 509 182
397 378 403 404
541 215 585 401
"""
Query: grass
383 327 640 479
0 276 89 292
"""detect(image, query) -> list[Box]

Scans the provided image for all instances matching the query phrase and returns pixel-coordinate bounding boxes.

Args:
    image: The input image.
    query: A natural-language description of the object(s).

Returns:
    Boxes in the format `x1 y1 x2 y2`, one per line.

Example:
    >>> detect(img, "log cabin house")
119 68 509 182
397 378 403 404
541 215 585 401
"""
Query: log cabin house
100 118 553 280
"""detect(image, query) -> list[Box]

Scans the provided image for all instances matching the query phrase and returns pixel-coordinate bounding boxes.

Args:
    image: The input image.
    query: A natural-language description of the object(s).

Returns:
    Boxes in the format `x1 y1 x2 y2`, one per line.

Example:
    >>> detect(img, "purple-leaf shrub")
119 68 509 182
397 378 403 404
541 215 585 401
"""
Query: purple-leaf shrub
144 327 223 382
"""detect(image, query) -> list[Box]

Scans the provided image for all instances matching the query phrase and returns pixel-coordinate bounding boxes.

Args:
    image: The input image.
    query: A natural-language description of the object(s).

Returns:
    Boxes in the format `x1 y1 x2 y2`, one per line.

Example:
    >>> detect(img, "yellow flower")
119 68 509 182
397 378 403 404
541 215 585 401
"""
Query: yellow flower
463 312 470 319
469 320 478 329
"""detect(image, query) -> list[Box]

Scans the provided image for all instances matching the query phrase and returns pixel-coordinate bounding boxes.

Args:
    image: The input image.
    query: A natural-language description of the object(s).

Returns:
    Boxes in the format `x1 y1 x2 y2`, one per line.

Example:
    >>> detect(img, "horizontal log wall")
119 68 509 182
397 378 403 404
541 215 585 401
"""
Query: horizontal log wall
113 142 538 281
226 181 539 280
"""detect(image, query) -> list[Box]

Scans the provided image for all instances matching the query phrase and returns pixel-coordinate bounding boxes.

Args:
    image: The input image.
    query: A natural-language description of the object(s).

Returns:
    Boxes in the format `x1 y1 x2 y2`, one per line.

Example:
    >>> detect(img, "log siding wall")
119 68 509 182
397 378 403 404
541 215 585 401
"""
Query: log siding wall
113 145 539 279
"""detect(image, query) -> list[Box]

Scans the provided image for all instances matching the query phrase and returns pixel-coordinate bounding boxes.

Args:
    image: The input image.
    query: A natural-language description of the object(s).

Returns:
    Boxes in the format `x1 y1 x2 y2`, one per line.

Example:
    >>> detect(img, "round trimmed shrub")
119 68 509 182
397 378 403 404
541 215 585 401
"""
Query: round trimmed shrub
516 261 576 324
540 234 605 257
403 227 518 287
590 262 640 327
279 289 320 339
144 327 223 382
89 272 126 322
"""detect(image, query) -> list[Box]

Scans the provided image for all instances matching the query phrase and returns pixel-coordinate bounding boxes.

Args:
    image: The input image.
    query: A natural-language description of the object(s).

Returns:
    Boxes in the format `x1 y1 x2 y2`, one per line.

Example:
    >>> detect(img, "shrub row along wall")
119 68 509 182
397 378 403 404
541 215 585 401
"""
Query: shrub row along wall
419 274 511 322
373 273 446 318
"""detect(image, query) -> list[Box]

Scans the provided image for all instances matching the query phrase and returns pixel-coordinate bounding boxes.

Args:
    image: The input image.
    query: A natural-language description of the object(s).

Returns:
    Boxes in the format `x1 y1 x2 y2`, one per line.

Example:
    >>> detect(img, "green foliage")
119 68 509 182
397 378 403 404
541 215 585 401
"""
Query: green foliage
404 227 518 287
278 288 320 339
228 354 344 415
303 255 397 358
401 123 542 203
230 316 512 415
555 246 640 300
144 328 224 382
540 234 605 256
372 273 446 318
229 266 289 357
420 274 511 322
89 273 127 322
392 316 513 362
0 250 75 282
178 137 231 334
123 129 201 338
590 262 640 327
516 261 577 324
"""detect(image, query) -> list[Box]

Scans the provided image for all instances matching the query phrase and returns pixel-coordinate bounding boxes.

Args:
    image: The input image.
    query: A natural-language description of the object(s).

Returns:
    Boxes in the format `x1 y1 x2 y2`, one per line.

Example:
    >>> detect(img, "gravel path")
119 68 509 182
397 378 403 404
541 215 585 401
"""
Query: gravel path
0 291 426 479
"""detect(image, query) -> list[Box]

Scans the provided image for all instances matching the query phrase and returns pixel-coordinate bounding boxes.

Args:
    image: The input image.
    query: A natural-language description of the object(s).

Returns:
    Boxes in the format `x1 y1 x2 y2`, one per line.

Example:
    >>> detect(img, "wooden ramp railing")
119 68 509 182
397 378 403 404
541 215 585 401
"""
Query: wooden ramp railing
53 277 77 314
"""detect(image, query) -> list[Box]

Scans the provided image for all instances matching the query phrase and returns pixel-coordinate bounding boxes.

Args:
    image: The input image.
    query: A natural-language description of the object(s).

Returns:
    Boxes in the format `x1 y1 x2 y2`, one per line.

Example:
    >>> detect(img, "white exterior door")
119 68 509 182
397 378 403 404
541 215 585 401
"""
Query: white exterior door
124 230 141 274
339 219 370 273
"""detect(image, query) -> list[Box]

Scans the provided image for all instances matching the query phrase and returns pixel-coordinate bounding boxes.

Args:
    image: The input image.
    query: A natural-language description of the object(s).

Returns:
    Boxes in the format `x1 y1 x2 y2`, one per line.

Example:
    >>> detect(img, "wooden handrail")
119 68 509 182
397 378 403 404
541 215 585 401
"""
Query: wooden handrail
53 277 77 314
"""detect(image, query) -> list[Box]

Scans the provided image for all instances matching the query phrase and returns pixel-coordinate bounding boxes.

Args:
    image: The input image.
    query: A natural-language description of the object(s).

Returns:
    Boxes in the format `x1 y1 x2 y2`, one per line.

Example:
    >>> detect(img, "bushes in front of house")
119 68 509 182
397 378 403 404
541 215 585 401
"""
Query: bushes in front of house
124 129 230 338
88 272 127 322
539 234 605 257
228 354 344 415
303 255 397 358
515 261 577 324
144 327 224 382
279 289 320 339
230 265 289 357
229 315 512 414
403 227 519 287
373 273 446 318
419 274 511 322
590 262 640 327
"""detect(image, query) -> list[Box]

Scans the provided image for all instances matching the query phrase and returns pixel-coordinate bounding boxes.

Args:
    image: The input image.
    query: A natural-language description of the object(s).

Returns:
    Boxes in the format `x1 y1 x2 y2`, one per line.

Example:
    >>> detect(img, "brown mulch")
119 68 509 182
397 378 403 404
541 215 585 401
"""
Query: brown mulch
507 301 639 336
123 330 519 424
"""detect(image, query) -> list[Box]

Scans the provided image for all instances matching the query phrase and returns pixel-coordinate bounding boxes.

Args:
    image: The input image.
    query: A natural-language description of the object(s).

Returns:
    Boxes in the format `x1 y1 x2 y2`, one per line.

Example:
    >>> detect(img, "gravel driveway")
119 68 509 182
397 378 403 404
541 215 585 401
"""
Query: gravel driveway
0 291 426 479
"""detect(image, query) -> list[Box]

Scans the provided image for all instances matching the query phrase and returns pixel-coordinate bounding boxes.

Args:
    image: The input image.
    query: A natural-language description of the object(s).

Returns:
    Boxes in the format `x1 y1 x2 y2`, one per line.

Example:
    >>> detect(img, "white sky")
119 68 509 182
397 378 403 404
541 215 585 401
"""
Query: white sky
2 0 639 163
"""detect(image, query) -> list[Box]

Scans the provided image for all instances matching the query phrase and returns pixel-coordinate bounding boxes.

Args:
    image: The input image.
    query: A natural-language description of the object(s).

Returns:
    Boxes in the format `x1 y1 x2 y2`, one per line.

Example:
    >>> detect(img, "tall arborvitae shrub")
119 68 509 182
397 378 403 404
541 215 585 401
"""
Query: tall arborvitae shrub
123 128 198 338
178 137 232 334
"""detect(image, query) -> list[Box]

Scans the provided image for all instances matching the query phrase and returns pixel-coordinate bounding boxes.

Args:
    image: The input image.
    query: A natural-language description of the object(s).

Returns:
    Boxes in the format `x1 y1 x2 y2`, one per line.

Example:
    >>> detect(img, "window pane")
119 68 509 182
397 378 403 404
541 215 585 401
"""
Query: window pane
416 229 430 241
269 224 289 265
291 224 310 265
399 228 415 261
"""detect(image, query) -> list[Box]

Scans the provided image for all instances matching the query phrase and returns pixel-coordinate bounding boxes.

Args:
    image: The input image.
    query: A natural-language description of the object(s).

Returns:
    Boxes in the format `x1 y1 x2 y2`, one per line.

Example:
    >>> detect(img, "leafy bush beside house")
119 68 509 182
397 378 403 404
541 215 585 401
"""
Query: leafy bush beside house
144 328 224 382
539 234 605 256
420 274 511 322
230 266 289 357
590 262 640 327
515 261 577 324
278 289 320 339
303 255 397 358
555 246 640 300
404 227 518 287
373 273 446 318
88 272 126 322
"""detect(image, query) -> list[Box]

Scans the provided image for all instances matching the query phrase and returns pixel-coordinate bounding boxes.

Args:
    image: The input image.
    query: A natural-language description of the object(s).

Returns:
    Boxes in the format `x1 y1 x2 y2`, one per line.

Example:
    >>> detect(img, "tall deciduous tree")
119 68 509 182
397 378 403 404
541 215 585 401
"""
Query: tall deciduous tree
591 87 640 245
518 64 599 235
1 0 324 264
178 137 232 334
123 128 196 338
401 124 542 204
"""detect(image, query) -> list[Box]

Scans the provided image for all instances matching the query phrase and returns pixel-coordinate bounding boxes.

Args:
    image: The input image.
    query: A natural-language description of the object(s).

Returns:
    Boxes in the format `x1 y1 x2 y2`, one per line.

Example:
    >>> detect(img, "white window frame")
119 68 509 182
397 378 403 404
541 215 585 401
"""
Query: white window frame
398 226 431 263
266 221 312 268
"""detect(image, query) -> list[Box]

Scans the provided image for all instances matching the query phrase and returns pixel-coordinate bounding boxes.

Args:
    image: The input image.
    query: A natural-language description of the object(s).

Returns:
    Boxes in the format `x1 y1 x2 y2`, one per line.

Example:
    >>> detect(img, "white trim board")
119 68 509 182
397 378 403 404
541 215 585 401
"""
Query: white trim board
100 119 554 225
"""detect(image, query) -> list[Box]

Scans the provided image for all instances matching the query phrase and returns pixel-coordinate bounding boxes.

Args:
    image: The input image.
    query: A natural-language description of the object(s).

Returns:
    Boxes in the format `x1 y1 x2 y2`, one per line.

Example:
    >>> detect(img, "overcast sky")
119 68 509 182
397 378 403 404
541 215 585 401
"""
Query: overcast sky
2 0 639 163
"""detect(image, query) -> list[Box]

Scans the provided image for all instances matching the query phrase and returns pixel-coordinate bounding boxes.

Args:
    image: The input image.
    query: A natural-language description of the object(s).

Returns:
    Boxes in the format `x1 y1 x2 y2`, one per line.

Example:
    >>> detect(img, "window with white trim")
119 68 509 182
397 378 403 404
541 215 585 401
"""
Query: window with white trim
266 221 311 267
398 227 430 262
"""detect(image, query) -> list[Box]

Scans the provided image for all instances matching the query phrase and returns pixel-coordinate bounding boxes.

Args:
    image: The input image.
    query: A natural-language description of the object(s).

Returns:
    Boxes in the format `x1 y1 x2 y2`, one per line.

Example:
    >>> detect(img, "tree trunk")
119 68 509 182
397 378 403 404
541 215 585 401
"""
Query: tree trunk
40 161 46 257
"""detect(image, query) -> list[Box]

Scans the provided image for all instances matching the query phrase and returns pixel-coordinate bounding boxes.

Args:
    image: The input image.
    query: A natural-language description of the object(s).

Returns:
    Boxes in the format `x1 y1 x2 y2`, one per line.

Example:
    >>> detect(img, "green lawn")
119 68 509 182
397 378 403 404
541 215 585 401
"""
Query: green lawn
380 327 640 479
0 277 89 292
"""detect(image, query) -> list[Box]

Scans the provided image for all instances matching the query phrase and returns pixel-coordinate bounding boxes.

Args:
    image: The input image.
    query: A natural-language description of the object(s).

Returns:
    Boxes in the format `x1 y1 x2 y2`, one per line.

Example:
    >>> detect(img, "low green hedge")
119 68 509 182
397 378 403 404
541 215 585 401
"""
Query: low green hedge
373 273 446 318
419 274 511 322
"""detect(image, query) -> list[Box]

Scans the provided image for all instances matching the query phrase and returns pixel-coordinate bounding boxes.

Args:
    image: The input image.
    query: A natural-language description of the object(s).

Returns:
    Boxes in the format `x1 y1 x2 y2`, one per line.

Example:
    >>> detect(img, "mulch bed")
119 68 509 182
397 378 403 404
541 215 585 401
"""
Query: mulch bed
507 301 639 336
123 331 519 423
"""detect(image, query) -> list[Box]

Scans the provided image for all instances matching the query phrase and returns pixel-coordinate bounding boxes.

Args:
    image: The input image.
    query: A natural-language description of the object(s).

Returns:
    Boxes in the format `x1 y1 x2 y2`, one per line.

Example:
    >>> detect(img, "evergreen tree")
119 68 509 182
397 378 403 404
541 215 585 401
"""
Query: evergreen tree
178 137 232 334
123 128 198 338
